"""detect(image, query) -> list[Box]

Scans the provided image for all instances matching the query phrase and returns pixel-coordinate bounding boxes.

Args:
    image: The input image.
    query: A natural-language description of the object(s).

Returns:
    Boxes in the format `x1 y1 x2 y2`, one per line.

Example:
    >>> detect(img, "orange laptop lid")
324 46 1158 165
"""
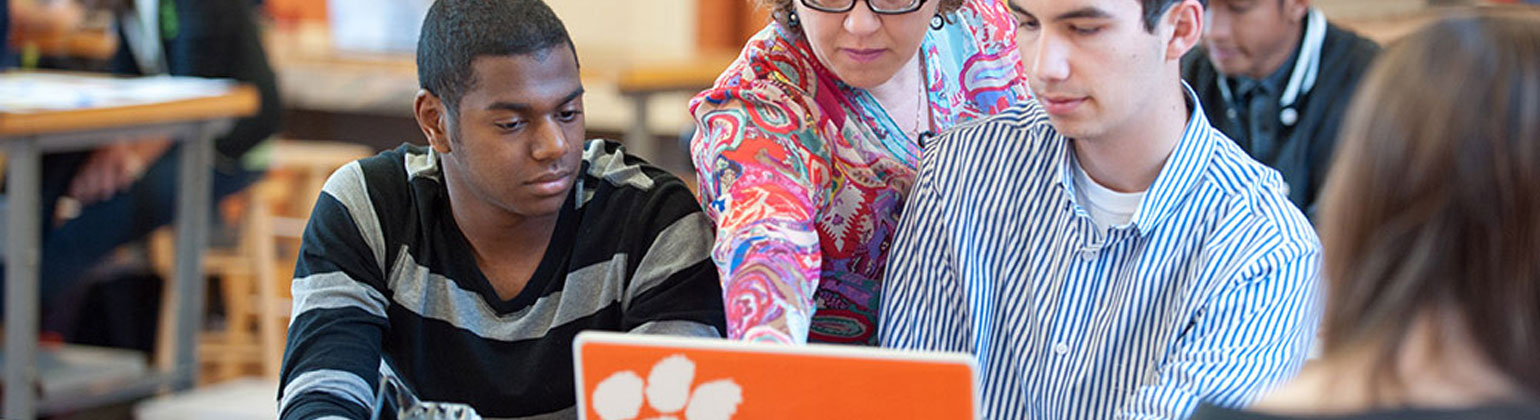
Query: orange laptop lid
573 331 977 420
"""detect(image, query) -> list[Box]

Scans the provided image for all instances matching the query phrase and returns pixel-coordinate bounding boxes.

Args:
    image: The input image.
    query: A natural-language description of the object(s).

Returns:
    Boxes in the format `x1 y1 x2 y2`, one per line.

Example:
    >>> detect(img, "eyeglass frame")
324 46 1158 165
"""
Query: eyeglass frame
799 0 930 15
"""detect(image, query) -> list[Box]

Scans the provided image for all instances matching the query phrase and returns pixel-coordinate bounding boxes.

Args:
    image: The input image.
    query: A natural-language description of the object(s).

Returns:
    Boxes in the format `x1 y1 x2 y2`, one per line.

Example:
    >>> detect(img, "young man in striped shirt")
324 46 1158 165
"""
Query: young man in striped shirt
277 1 726 419
879 0 1321 419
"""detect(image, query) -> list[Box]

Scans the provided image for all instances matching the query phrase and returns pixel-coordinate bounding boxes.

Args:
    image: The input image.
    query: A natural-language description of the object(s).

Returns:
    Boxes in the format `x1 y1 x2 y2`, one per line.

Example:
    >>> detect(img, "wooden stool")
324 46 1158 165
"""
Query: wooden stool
149 140 374 383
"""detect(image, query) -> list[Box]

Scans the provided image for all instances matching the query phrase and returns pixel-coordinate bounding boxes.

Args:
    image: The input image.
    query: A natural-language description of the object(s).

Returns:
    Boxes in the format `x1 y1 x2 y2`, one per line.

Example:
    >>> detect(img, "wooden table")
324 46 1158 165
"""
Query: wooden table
615 51 736 164
11 29 118 61
0 71 258 420
265 23 726 166
1337 8 1451 44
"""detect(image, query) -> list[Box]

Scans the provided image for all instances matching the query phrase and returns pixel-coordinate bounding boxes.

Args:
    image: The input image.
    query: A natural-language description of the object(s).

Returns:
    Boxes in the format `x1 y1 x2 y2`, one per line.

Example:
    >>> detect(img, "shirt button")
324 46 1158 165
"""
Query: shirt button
1053 343 1070 355
1281 108 1299 126
1079 250 1098 260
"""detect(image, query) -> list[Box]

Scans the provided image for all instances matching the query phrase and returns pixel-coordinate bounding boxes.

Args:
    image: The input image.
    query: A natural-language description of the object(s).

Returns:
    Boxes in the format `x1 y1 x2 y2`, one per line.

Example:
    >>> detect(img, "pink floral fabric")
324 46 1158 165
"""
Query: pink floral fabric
690 0 1030 344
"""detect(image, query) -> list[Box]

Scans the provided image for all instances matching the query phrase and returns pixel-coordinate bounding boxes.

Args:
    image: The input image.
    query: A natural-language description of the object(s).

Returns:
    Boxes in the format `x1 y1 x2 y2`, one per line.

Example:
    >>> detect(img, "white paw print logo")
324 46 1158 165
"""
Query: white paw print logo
591 355 743 420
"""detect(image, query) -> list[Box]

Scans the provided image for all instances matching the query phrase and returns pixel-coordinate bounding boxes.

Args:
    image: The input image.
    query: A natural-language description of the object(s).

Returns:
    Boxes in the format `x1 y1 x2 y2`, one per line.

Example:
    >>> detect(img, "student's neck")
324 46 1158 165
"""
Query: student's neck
444 172 560 299
1252 312 1523 416
451 194 559 253
1071 83 1190 193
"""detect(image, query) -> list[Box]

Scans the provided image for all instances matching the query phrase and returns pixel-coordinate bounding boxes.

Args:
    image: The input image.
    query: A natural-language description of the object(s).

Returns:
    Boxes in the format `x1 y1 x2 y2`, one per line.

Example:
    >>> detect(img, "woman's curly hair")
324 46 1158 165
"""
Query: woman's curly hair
756 0 967 34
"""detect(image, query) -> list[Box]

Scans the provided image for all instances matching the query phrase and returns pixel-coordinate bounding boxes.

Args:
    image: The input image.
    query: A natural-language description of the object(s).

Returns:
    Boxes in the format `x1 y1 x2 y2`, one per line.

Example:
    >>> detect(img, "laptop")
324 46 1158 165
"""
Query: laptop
573 331 978 420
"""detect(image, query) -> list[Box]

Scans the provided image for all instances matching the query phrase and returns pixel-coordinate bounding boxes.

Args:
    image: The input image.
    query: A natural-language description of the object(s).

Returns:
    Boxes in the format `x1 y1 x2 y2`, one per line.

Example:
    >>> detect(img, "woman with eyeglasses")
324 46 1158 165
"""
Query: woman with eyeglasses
689 0 1029 345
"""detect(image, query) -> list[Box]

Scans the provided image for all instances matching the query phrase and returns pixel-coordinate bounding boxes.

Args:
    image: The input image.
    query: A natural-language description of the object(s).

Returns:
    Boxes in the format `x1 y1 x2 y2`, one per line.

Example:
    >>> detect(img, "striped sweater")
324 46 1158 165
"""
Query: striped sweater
279 140 726 420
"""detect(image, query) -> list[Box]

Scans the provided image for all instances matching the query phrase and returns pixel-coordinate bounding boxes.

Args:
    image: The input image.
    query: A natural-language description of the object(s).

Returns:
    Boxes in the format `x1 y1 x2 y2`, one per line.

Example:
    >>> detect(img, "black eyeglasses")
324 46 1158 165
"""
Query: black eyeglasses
801 0 928 15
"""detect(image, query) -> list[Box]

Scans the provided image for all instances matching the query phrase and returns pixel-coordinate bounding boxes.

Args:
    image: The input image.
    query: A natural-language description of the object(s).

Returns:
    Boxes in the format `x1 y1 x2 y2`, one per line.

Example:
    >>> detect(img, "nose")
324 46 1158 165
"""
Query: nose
843 1 882 36
1028 33 1070 84
1205 8 1230 43
530 119 568 162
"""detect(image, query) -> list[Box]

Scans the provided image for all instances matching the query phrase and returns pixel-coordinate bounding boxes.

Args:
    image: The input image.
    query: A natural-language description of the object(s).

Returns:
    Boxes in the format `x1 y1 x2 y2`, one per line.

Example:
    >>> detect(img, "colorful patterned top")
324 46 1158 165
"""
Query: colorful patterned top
689 0 1030 345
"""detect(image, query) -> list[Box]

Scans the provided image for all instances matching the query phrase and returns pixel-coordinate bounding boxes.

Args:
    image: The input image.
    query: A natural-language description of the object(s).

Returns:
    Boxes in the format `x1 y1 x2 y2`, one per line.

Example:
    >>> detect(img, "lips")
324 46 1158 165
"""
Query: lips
1038 95 1088 115
526 170 574 197
840 48 887 63
1208 45 1241 62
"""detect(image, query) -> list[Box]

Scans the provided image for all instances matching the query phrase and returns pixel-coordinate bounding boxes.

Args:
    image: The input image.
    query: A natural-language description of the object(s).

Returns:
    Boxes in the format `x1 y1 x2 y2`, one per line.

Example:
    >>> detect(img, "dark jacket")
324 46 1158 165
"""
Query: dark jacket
1183 21 1378 219
2 0 10 67
108 0 280 165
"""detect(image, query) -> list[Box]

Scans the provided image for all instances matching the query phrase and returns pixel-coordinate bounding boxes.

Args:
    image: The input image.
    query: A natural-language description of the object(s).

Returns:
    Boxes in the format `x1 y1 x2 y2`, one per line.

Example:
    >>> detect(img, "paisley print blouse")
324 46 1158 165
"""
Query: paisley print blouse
689 0 1030 345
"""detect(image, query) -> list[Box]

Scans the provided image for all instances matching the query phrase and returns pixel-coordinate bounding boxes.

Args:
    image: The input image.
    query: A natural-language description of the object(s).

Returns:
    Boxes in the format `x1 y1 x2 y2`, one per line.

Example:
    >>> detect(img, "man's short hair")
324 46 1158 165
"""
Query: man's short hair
416 0 577 113
1140 0 1209 32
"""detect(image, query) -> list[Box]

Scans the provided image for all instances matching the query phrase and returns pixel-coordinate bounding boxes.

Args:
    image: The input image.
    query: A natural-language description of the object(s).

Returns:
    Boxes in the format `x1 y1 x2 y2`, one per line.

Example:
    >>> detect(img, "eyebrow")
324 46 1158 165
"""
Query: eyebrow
1007 4 1111 22
1008 3 1031 18
1055 7 1112 21
485 87 586 112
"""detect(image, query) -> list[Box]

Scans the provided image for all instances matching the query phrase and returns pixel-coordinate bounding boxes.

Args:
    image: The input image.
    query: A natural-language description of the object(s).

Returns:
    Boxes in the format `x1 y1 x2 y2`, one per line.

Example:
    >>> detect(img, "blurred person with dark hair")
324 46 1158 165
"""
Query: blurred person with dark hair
2 0 280 314
1182 0 1379 220
1190 8 1540 420
277 1 726 418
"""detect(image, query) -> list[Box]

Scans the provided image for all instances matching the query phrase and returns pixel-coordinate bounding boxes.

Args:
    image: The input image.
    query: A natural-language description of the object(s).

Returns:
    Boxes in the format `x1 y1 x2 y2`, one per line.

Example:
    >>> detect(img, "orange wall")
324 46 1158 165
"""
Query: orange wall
697 1 772 51
266 0 328 23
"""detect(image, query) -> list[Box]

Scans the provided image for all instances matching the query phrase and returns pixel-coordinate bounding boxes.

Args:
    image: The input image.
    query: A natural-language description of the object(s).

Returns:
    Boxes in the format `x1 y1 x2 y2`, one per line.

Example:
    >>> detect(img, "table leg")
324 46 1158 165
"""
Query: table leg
170 124 214 389
624 93 657 163
5 138 42 420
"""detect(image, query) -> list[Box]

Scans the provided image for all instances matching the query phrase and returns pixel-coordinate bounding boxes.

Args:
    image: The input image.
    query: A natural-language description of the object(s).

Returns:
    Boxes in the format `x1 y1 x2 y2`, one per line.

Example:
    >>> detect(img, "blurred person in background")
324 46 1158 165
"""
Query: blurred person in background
690 0 1031 345
1189 8 1540 420
0 0 278 333
3 0 87 67
1182 0 1378 220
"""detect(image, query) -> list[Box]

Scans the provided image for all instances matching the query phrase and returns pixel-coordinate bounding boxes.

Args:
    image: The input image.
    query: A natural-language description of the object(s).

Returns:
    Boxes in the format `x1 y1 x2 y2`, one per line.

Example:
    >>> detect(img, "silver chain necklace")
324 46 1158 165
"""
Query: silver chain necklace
911 55 930 141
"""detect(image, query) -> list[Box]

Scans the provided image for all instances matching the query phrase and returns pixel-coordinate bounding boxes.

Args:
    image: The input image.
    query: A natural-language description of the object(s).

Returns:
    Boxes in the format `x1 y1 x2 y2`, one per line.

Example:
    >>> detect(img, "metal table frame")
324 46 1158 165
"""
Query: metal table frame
3 118 234 420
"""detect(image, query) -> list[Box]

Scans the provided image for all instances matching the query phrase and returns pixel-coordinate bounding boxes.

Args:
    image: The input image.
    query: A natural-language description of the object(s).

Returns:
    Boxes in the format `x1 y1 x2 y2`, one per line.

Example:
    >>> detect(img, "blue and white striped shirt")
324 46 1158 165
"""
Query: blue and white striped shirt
878 86 1322 420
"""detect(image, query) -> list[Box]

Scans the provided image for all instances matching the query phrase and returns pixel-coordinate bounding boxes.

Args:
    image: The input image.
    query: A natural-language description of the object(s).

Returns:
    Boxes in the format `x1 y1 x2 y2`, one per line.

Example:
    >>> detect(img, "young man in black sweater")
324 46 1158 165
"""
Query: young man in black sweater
278 1 726 418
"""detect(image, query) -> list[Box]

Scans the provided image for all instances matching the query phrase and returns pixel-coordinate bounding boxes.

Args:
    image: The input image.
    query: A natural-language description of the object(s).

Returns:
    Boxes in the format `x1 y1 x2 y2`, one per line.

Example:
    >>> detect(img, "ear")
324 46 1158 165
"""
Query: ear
1163 0 1205 62
415 90 453 154
1286 0 1310 24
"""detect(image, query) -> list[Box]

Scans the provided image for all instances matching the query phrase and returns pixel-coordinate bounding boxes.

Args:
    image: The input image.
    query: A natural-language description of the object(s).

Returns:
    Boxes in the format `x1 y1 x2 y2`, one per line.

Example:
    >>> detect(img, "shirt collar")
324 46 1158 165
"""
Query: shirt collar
1131 83 1218 235
1057 83 1218 236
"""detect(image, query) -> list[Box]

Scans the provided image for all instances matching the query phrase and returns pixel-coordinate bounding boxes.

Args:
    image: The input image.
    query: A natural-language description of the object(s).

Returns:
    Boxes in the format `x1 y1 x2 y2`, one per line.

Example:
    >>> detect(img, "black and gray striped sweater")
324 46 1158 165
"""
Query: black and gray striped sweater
278 140 725 420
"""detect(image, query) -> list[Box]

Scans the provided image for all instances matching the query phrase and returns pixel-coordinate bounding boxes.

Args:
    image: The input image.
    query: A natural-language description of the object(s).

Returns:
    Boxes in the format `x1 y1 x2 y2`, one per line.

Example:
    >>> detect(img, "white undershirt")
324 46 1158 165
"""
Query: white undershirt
1071 153 1146 231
